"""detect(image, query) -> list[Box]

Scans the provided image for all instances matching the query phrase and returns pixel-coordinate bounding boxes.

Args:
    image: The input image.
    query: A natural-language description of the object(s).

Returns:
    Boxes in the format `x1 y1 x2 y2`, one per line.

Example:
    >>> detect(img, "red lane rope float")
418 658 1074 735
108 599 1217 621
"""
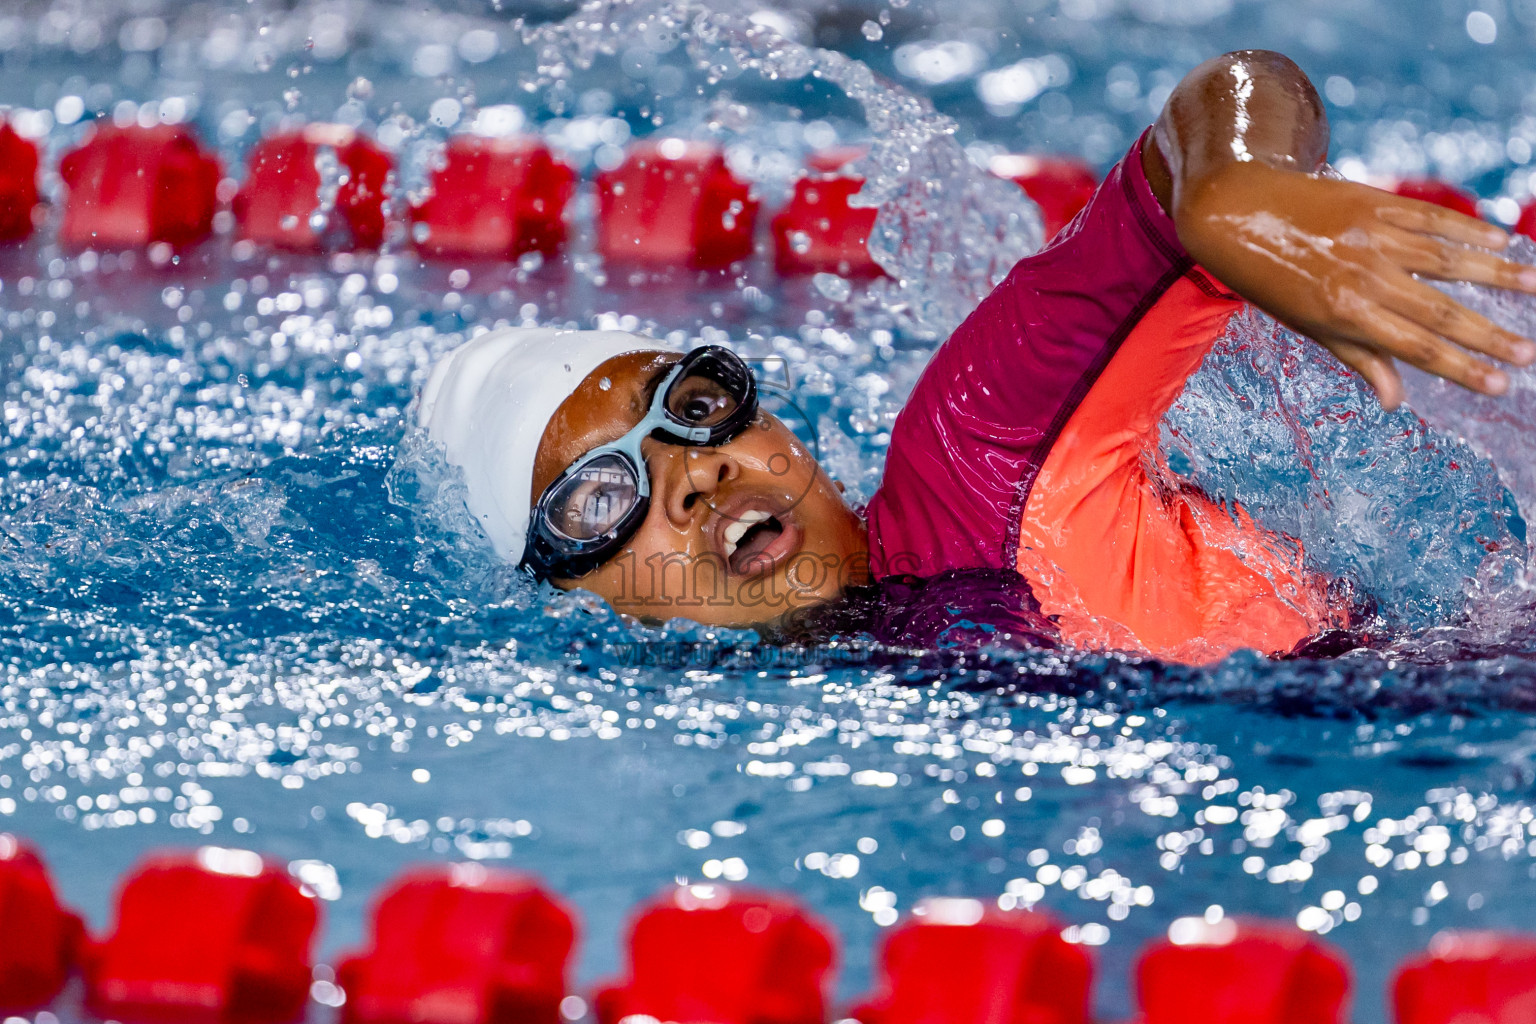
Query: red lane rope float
1516 200 1536 241
595 138 759 271
1386 179 1482 219
593 885 836 1024
1135 916 1351 1024
848 898 1092 1024
408 135 575 261
1393 931 1536 1023
989 154 1100 242
83 847 319 1024
337 862 576 1024
58 122 222 251
0 834 83 1013
234 125 392 252
3 126 1226 273
772 146 881 279
15 834 1536 1023
0 123 41 242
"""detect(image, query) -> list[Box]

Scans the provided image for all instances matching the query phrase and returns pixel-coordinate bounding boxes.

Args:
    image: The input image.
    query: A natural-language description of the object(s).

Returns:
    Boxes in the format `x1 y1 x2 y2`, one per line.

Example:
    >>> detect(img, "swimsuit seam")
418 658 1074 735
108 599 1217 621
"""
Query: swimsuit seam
1183 265 1236 300
1122 142 1184 266
1000 256 1193 566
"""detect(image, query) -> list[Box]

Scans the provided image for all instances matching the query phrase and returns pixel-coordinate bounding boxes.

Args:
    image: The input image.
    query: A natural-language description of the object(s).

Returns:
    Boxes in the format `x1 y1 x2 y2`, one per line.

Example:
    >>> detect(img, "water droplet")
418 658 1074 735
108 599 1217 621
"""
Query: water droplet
813 273 852 302
429 97 462 128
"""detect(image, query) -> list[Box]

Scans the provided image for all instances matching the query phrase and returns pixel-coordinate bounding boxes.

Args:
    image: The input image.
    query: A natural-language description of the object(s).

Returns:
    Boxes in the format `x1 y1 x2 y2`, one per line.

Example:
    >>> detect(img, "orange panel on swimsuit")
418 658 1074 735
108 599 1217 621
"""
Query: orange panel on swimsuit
1015 271 1344 663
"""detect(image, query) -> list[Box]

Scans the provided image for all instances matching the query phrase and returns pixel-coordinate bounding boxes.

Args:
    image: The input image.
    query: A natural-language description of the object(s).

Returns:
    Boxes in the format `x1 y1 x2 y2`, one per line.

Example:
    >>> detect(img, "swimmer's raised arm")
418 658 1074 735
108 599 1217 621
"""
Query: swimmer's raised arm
1146 49 1536 408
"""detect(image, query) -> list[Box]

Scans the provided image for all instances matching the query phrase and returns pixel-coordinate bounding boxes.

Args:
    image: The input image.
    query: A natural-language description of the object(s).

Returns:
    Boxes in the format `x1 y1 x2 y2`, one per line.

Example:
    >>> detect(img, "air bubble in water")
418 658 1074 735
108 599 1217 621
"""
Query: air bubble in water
862 20 884 41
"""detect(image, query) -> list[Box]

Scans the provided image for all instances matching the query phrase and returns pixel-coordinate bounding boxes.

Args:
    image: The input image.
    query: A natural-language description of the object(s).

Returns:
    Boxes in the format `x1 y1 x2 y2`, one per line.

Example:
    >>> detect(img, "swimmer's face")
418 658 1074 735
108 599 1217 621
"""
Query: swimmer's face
532 351 870 628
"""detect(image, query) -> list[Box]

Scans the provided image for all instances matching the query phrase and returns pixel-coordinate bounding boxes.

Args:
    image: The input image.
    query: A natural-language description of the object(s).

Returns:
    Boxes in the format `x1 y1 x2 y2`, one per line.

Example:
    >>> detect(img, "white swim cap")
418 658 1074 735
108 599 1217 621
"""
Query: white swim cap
418 326 670 562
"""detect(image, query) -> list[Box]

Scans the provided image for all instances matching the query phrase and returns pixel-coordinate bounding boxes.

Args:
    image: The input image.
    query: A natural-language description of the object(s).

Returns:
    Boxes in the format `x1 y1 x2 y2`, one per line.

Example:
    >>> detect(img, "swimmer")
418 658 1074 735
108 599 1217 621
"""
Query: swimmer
421 50 1536 662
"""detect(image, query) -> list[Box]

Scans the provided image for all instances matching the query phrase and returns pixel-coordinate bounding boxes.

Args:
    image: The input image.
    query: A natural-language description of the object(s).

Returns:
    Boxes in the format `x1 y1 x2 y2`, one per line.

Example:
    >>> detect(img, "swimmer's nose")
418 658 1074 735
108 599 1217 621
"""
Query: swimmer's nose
649 444 739 527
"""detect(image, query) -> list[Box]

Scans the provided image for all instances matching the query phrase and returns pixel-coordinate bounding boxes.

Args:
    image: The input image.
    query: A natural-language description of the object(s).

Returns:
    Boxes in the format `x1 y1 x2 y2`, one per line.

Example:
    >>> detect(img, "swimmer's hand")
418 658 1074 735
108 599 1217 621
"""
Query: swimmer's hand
1149 50 1536 409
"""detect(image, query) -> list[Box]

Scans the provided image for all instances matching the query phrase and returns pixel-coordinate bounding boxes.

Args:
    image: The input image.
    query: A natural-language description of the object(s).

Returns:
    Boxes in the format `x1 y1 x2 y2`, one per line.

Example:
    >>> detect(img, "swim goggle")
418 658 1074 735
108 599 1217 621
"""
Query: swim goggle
522 345 759 579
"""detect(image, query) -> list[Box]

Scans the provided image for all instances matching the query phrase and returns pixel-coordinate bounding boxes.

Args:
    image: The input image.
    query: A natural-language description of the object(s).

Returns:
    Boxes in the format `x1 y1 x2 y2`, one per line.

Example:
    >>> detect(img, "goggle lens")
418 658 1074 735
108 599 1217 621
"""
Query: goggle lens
666 371 743 428
544 452 642 542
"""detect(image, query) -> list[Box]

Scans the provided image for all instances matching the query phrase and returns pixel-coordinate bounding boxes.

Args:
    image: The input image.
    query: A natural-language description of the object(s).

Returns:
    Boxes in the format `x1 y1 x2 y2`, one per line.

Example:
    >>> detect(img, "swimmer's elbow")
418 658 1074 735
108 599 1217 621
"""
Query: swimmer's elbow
1152 50 1329 212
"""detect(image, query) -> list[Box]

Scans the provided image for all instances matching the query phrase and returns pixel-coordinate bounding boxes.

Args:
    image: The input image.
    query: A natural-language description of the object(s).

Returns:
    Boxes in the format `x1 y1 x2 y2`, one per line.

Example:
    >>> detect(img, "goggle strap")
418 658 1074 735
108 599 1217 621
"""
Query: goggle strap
654 423 717 444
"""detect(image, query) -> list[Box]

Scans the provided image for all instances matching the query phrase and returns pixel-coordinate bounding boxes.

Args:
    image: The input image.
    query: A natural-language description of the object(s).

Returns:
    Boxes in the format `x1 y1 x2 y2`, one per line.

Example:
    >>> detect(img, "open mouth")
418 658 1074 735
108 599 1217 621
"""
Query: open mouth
722 509 790 575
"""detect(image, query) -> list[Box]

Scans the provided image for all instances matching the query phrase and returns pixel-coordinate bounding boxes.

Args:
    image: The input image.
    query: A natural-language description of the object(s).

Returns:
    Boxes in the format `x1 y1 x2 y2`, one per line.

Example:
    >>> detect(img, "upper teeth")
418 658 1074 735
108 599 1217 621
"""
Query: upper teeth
723 510 773 558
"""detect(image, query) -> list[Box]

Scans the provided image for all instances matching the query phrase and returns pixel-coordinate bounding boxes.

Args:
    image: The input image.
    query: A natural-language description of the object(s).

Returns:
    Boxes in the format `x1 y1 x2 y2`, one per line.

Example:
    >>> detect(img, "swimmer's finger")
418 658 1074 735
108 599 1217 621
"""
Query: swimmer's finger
1381 274 1536 366
1320 336 1404 409
1384 235 1536 294
1366 307 1510 397
1377 201 1509 250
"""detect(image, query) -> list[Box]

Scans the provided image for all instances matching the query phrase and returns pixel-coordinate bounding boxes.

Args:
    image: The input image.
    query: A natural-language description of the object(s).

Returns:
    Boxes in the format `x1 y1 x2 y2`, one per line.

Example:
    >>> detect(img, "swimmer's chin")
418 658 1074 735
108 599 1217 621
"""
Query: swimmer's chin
607 595 834 633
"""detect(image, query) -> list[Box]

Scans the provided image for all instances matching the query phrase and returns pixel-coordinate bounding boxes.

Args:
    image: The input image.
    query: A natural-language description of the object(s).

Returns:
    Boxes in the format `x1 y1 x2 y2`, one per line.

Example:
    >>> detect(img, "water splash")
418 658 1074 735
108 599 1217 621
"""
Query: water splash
1404 236 1536 519
519 0 1041 335
1165 307 1526 635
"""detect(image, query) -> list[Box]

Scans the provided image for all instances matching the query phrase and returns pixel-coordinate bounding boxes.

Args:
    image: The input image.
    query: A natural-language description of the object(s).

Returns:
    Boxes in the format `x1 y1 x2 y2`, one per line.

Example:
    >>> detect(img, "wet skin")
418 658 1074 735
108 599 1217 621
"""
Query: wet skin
531 351 870 628
532 50 1536 630
1151 50 1536 408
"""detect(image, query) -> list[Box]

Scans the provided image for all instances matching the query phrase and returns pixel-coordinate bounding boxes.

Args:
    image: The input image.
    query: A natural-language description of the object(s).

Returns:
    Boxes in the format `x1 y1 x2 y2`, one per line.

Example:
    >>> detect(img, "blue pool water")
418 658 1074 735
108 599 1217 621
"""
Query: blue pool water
5 0 1536 1019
